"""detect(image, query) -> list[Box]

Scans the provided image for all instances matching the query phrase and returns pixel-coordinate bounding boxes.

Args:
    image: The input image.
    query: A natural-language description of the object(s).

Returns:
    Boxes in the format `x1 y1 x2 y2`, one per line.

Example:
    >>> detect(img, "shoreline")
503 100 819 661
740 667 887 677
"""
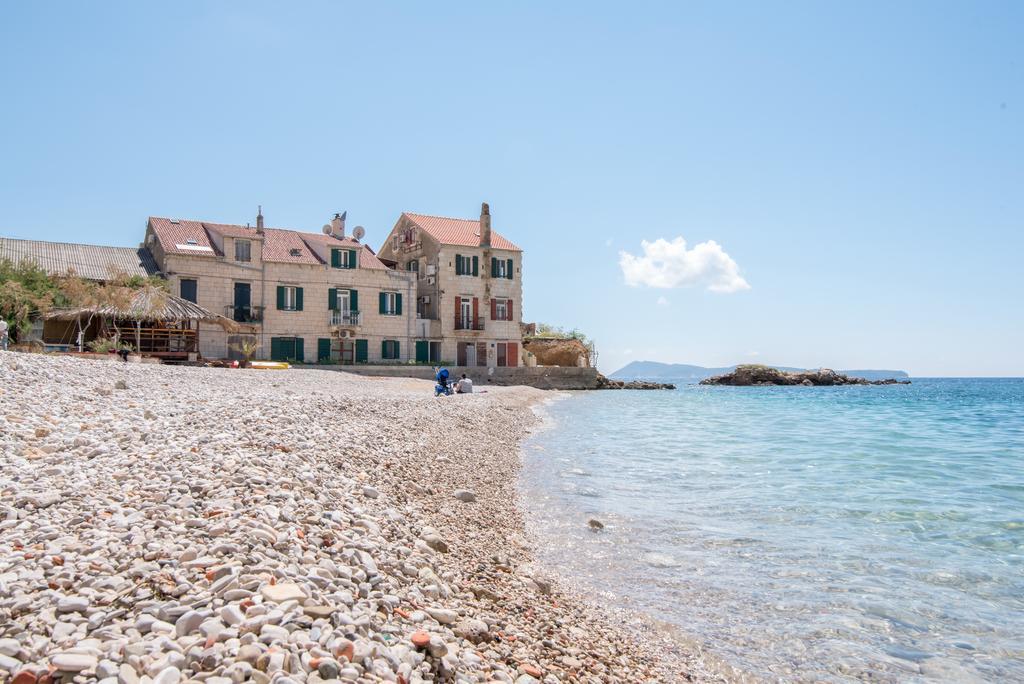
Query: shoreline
0 353 718 683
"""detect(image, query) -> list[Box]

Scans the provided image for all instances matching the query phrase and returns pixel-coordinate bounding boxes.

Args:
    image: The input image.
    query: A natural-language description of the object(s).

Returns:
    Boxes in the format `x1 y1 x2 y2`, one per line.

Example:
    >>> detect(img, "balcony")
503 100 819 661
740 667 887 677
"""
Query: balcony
226 305 264 324
455 316 486 332
330 310 362 327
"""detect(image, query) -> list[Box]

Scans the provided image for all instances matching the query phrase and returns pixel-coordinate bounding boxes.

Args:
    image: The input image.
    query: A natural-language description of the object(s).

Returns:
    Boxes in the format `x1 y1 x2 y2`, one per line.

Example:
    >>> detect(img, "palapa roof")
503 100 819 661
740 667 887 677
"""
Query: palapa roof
0 237 160 281
45 287 236 329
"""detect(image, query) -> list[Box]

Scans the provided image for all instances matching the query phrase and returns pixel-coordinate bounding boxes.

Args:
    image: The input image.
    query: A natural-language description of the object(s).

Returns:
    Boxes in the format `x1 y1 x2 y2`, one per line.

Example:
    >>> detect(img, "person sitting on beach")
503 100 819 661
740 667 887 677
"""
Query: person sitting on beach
455 373 473 394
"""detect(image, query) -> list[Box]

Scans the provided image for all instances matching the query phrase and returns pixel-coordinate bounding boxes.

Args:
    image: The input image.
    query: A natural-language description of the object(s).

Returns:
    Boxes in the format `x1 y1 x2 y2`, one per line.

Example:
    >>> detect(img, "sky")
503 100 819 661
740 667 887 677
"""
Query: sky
1 1 1021 376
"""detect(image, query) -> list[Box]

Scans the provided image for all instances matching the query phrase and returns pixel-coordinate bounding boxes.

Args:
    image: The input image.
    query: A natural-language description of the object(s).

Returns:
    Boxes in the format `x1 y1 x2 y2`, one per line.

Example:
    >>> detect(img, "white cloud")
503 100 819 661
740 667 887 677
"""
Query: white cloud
656 296 670 306
619 237 750 293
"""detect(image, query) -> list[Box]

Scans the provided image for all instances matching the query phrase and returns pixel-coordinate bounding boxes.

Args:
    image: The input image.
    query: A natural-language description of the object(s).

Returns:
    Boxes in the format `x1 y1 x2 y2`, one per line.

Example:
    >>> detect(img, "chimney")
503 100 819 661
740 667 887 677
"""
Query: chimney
479 202 491 247
256 206 264 233
331 211 347 239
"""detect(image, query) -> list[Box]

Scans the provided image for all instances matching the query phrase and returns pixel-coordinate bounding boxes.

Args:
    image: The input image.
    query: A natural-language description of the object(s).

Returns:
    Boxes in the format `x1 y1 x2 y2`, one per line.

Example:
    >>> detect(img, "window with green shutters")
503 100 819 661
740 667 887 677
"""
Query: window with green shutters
276 285 303 311
378 291 401 315
415 340 428 363
382 340 400 360
490 257 515 279
355 339 368 363
331 248 359 269
455 254 477 276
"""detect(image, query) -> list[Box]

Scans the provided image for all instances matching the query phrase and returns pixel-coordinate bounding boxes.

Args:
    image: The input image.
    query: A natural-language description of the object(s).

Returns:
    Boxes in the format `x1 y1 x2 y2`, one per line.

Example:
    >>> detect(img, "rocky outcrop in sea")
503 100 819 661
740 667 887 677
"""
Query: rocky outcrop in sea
700 365 911 386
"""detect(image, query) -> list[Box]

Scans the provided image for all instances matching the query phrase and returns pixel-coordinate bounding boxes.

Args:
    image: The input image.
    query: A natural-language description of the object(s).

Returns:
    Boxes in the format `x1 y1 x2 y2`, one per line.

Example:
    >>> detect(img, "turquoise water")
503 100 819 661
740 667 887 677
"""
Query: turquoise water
520 379 1024 682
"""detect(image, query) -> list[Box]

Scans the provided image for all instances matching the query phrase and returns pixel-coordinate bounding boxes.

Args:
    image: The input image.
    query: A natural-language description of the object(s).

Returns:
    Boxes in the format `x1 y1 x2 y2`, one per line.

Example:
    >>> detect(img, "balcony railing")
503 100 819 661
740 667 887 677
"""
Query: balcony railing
226 305 264 323
455 316 486 331
330 310 362 326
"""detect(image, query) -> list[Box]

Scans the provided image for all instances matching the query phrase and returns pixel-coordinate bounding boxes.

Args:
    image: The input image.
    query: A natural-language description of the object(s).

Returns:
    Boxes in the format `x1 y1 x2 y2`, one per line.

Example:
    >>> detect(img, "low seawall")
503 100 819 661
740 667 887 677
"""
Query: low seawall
299 364 603 390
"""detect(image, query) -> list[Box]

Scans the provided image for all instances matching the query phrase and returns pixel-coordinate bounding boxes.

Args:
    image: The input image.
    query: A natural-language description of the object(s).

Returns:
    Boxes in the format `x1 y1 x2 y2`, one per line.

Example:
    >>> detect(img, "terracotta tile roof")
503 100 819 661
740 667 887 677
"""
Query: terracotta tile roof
402 213 521 251
148 218 219 257
0 237 159 281
149 217 387 269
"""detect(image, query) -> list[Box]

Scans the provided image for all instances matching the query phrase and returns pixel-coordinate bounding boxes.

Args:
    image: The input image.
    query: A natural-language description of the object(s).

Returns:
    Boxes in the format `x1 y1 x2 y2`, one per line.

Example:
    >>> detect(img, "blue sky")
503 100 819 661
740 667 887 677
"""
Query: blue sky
2 2 1021 376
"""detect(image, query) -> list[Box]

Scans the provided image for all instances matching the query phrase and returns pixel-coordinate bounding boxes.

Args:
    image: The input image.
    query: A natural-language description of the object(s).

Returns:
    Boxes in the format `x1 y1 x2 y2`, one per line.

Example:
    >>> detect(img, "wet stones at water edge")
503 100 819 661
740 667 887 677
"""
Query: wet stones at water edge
700 365 912 386
595 374 676 390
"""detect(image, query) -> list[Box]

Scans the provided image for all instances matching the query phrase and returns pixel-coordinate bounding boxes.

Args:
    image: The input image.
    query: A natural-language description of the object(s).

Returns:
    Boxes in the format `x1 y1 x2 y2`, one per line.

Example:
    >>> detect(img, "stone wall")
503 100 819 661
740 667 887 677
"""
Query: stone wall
299 364 603 390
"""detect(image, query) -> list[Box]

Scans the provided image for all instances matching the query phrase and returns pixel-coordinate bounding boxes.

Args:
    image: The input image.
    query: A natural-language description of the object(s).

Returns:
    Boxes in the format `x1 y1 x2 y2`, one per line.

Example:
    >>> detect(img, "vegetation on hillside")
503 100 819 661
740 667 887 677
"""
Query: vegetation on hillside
528 323 598 365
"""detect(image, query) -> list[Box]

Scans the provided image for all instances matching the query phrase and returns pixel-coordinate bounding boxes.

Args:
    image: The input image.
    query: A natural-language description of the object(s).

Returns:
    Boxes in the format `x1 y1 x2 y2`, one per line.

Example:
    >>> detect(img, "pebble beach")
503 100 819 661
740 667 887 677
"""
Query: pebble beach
0 353 715 684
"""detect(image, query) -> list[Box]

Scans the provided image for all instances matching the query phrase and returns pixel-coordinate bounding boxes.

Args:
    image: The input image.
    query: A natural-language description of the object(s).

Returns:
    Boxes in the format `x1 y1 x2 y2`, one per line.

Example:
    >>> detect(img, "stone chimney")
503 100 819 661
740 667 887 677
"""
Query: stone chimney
256 206 264 233
331 211 346 239
479 202 491 247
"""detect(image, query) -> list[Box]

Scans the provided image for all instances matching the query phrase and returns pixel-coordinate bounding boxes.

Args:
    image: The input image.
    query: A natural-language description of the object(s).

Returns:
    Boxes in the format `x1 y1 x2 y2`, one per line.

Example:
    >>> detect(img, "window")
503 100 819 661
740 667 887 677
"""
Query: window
180 278 197 303
379 291 402 316
331 248 358 269
494 298 511 321
491 257 514 280
407 260 418 273
235 239 251 262
277 285 303 311
382 339 401 360
289 248 303 257
455 254 478 276
270 337 304 362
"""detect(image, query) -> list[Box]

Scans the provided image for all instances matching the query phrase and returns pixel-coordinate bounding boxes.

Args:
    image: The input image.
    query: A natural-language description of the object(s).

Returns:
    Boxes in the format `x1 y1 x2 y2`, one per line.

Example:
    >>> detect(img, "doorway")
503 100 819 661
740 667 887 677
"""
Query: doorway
233 282 251 322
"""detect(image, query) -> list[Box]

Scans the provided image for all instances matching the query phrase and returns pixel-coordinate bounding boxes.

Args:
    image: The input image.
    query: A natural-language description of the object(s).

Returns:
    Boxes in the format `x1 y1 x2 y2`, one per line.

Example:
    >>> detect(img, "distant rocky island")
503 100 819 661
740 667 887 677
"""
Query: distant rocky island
700 365 911 386
612 361 910 383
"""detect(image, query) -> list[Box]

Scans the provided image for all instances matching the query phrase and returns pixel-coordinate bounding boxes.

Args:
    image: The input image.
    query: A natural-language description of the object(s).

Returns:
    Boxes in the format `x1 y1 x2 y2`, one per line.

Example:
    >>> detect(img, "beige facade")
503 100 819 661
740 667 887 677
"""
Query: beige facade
376 205 524 367
145 216 417 363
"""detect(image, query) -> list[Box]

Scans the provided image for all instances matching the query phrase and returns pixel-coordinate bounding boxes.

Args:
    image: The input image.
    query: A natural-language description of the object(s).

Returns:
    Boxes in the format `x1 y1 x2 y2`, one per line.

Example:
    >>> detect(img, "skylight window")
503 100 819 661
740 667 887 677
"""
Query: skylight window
186 239 198 245
289 248 302 257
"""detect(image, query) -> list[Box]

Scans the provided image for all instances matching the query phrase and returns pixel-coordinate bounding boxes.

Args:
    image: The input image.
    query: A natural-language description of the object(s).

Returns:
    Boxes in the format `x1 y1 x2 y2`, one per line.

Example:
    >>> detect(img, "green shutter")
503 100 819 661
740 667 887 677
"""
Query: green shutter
328 288 338 311
270 337 283 361
318 338 332 362
506 258 514 280
348 249 358 269
395 293 402 316
355 339 368 363
295 338 304 362
455 254 462 275
381 340 388 359
472 255 479 276
379 292 387 314
491 257 498 277
295 287 304 311
415 340 428 363
331 249 341 268
350 289 358 313
394 340 400 360
276 286 285 310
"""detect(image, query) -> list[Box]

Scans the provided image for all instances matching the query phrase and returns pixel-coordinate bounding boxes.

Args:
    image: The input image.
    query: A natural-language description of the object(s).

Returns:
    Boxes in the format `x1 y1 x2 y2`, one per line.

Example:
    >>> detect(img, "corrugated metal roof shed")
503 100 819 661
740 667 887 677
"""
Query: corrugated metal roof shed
0 237 160 281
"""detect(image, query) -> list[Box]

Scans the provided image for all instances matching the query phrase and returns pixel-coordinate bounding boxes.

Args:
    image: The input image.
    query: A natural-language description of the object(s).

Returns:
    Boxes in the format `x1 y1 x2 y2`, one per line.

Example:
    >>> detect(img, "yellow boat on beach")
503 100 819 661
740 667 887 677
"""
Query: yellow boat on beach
249 361 290 370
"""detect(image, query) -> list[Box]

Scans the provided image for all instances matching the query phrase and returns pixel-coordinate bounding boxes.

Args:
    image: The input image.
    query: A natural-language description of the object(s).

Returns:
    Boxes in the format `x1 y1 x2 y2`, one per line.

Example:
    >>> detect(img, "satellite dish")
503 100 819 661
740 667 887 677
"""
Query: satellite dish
322 224 332 235
352 226 366 241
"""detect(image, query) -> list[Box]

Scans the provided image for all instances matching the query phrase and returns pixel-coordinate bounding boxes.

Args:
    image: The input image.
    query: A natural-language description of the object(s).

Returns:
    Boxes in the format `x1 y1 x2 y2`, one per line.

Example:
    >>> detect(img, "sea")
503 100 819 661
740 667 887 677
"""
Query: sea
519 378 1024 682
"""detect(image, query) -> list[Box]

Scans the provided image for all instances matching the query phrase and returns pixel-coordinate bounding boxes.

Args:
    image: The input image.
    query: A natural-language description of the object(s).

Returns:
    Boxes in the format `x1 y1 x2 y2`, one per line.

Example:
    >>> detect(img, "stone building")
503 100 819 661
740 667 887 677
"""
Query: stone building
145 211 417 363
376 204 523 367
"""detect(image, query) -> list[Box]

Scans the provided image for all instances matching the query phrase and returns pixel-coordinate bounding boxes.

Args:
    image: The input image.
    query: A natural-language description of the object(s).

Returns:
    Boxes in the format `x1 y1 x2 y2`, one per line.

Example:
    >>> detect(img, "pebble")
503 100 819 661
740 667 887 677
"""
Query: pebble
453 489 477 502
51 652 98 672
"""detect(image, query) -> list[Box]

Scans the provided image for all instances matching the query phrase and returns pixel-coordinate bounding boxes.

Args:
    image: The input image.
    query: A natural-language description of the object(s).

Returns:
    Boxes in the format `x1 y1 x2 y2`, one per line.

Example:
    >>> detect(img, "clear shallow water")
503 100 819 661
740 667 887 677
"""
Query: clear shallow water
520 379 1024 682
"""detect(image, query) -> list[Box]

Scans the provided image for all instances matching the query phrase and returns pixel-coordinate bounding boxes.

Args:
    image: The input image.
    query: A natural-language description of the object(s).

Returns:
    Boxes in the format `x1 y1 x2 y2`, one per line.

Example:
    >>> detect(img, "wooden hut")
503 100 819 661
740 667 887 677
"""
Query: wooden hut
43 286 235 360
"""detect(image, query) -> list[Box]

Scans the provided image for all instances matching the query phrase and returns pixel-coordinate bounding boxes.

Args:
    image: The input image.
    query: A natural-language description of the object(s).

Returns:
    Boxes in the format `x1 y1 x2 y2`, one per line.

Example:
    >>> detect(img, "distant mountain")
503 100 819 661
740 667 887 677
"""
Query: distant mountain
611 361 909 383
